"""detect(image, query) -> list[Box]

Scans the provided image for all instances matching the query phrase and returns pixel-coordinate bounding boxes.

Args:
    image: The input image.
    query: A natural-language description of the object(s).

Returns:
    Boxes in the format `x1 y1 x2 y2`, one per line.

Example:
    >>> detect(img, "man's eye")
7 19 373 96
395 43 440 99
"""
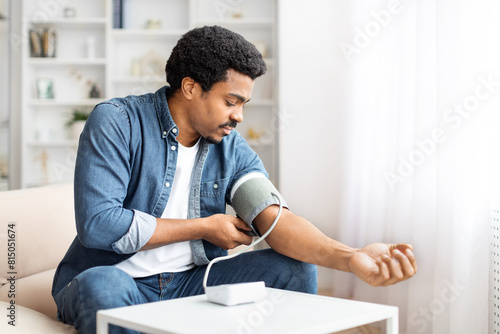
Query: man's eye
226 100 236 107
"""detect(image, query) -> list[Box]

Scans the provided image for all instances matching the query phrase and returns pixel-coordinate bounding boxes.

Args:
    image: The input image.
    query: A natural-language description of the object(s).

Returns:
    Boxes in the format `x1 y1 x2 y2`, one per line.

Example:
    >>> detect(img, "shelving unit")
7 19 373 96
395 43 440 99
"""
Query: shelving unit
20 0 278 188
0 1 9 191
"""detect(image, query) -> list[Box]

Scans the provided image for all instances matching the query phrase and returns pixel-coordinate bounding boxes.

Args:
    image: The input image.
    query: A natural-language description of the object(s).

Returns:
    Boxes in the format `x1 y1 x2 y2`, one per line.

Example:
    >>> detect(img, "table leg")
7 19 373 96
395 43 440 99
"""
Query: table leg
96 313 108 334
386 312 399 334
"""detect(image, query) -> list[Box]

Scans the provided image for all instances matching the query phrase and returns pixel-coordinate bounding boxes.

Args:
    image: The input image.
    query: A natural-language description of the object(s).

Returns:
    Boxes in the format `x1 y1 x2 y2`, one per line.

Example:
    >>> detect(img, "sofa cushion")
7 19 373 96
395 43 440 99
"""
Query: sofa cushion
0 183 76 285
0 300 77 333
0 268 58 320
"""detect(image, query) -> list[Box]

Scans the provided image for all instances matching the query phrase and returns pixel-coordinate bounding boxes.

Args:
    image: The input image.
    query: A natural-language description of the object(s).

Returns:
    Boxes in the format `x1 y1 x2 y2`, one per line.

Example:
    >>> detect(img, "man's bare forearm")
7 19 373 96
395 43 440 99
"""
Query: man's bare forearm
140 217 208 251
253 206 358 272
140 214 253 251
253 205 417 286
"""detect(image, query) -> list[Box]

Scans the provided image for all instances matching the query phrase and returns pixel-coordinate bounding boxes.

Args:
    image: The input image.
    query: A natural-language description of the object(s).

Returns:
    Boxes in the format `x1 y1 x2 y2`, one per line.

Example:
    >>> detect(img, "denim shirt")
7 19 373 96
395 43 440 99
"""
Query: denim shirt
51 86 269 296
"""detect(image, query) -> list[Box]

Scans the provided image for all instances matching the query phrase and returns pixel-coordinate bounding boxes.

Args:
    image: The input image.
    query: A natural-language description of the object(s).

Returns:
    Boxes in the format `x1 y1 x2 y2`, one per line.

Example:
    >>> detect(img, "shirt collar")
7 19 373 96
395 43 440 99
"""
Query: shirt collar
154 86 178 138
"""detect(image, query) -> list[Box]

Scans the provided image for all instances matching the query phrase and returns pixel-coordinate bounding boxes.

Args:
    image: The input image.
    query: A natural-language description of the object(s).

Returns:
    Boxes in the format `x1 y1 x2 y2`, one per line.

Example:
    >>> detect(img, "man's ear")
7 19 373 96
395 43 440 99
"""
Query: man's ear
181 77 196 101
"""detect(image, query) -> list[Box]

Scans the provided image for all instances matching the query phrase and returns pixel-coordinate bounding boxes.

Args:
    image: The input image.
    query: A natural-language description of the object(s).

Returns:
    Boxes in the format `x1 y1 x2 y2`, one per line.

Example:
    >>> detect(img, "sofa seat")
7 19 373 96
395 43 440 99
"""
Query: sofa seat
0 301 77 333
0 268 58 319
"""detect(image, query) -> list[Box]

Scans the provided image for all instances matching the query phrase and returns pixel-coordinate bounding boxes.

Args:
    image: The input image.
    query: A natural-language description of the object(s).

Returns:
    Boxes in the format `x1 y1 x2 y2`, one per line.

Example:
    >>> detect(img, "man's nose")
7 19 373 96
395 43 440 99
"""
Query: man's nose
230 107 243 124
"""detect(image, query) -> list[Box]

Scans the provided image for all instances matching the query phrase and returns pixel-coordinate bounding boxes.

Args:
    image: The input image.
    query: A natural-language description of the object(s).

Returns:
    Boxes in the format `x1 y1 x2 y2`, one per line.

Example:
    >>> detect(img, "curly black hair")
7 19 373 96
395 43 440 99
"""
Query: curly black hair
165 25 267 95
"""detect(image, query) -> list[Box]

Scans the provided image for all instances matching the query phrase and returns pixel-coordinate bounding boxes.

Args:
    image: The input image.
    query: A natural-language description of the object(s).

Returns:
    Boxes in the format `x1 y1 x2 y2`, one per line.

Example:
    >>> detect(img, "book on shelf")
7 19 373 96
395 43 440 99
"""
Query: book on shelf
113 0 122 29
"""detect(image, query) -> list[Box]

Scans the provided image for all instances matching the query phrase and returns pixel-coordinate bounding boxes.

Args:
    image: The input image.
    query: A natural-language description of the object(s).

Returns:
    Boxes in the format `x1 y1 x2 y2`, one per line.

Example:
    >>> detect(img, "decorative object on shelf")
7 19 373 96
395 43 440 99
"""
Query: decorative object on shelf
66 108 91 139
131 58 141 76
247 127 263 141
252 41 268 58
36 78 55 99
69 68 102 99
63 7 76 18
247 128 273 147
34 149 49 184
42 28 56 57
29 28 43 57
30 28 57 57
139 50 164 77
89 83 101 98
0 154 8 179
145 19 161 30
231 11 243 19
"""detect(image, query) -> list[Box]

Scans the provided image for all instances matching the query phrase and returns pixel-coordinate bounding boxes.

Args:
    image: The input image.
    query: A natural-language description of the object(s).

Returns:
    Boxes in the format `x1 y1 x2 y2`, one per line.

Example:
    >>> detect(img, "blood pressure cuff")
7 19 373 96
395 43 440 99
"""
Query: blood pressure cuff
230 172 287 231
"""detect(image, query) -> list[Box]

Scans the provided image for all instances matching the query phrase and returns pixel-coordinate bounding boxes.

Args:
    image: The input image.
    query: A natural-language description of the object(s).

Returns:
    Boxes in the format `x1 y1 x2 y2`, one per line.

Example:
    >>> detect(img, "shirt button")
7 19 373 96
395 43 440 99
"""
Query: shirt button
171 146 176 151
213 184 218 189
162 131 167 136
172 128 178 134
165 182 170 187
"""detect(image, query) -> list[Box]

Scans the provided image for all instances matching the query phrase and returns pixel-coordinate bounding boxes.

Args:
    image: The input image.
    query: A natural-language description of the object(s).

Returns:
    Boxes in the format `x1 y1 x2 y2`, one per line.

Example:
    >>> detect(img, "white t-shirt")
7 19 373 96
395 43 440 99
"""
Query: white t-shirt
115 139 200 277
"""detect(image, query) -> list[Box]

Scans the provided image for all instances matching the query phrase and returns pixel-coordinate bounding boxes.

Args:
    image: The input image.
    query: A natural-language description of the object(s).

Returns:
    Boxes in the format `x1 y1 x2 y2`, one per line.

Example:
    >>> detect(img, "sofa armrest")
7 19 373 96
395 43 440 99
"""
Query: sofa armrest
0 183 76 286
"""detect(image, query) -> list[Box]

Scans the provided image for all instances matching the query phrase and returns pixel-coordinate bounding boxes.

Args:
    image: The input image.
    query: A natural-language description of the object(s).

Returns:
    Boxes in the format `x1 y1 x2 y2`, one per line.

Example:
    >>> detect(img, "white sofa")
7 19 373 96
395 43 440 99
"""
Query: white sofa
0 182 251 333
0 183 77 333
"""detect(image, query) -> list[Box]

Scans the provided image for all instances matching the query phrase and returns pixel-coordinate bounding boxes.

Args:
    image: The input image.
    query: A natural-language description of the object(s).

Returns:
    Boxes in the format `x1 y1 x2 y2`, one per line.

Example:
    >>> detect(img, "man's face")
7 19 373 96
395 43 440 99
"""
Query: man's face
190 69 254 144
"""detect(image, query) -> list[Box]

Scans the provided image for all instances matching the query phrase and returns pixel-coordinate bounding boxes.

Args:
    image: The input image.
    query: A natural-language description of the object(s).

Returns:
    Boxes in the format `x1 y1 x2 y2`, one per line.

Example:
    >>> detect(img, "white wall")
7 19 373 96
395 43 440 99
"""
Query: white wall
277 0 351 289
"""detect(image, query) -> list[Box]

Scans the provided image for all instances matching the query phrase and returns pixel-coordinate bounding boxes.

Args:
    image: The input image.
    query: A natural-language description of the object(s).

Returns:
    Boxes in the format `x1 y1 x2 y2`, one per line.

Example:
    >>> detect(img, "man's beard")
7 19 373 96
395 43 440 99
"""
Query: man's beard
205 136 221 145
204 121 238 144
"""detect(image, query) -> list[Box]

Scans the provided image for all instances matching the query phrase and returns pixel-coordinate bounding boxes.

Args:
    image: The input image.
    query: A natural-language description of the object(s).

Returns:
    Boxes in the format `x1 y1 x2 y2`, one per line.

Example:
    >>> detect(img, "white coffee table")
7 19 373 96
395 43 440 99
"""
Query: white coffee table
97 288 398 334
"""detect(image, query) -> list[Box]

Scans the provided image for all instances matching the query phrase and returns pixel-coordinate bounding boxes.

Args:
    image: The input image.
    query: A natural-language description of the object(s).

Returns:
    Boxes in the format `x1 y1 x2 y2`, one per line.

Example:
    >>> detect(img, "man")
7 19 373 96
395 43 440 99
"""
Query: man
52 26 417 334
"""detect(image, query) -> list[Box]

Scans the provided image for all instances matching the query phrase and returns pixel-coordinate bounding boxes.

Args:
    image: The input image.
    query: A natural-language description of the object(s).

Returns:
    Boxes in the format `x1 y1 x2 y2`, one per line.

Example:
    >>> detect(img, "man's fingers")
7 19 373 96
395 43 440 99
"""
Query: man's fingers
234 230 253 246
380 248 417 286
382 253 403 285
391 247 417 277
404 248 418 274
233 217 252 231
377 258 390 281
390 243 413 252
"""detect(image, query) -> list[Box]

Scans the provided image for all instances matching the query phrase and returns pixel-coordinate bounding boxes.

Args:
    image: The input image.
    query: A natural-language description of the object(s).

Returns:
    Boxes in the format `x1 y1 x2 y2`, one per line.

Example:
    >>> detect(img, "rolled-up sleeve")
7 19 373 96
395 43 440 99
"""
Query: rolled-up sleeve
112 210 157 254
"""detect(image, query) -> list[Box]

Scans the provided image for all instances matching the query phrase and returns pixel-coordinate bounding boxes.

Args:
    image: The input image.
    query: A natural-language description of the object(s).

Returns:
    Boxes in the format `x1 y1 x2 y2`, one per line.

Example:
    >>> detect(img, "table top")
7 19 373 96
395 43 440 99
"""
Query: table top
97 288 398 334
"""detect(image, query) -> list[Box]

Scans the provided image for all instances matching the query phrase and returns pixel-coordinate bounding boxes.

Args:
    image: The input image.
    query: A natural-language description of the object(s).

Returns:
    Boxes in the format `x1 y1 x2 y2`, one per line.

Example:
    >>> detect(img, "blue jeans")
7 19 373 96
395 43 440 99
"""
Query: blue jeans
53 249 318 334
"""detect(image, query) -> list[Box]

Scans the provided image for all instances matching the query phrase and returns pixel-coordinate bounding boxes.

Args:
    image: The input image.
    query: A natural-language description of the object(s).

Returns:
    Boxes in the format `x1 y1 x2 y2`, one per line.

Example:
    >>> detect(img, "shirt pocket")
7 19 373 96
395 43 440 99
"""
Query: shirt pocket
200 176 230 216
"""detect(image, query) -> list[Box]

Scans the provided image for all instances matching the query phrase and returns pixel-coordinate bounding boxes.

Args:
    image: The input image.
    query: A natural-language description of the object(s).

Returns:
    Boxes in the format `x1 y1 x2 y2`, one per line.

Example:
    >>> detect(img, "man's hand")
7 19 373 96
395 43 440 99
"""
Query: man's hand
202 214 254 250
348 243 417 287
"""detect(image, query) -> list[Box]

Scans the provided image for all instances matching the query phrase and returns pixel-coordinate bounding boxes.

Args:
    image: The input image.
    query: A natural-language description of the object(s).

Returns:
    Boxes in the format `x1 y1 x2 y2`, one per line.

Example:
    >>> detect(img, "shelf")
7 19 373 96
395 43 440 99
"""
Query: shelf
248 99 274 107
195 18 274 28
27 17 107 26
247 139 273 148
27 140 78 148
27 58 106 65
28 99 103 107
113 75 164 82
112 29 185 38
26 178 78 189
